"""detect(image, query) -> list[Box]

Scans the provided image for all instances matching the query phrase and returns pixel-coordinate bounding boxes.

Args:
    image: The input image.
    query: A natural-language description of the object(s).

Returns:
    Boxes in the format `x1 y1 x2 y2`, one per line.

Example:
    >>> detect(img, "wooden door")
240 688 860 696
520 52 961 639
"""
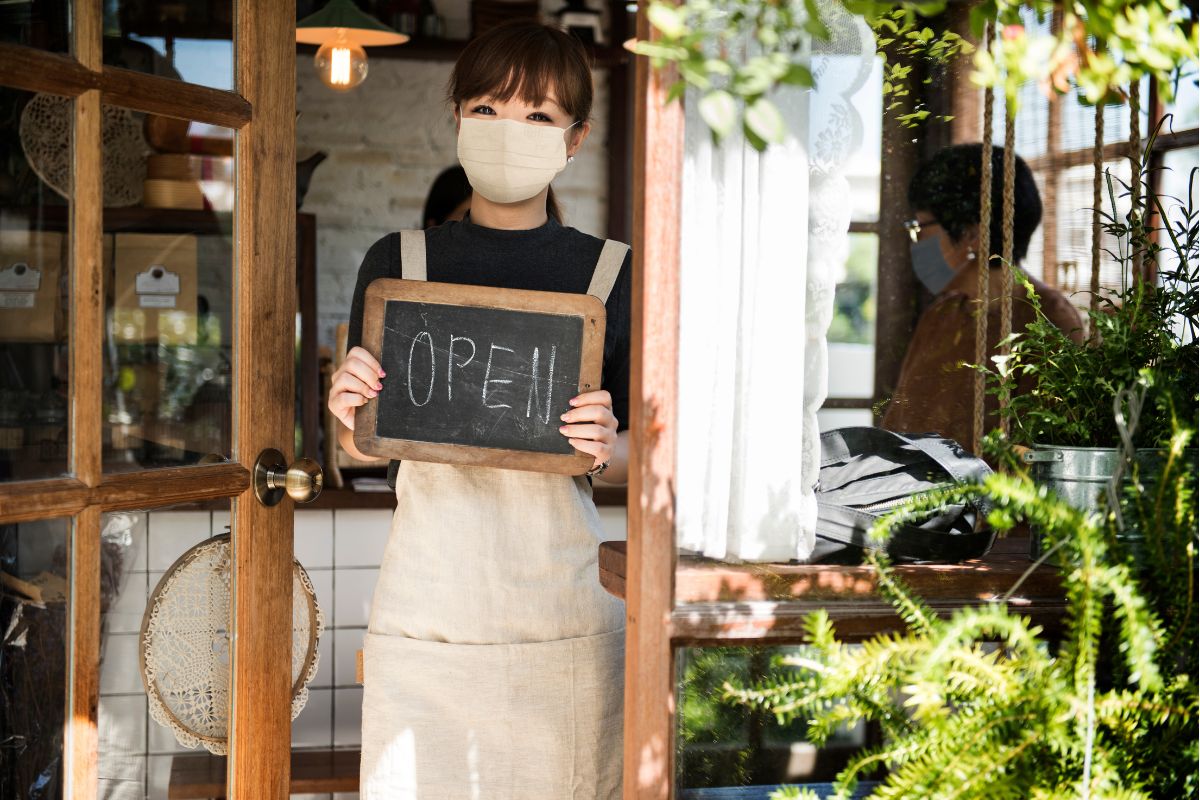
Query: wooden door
0 0 300 797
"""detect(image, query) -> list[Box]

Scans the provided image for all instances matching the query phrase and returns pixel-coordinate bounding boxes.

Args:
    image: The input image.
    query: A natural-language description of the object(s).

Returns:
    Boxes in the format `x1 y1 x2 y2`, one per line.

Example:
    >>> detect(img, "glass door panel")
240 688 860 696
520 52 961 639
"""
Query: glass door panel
0 516 70 797
98 502 232 799
0 87 72 483
0 0 71 52
103 1 233 92
102 113 234 473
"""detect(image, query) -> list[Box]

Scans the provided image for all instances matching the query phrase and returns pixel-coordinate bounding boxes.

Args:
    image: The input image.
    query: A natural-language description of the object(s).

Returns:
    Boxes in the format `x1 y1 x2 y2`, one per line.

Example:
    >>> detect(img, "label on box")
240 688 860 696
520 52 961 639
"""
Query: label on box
139 294 177 309
0 262 41 291
134 265 181 309
0 292 35 309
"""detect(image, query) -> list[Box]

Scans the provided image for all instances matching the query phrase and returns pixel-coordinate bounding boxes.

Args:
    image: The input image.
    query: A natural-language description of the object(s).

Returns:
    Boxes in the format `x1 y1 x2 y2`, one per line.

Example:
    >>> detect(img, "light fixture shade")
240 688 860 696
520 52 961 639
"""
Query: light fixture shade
296 0 409 47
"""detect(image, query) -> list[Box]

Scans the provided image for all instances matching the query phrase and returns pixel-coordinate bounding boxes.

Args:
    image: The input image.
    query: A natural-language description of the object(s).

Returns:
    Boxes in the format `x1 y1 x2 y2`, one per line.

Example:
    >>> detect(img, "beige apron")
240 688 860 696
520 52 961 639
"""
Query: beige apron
360 230 629 800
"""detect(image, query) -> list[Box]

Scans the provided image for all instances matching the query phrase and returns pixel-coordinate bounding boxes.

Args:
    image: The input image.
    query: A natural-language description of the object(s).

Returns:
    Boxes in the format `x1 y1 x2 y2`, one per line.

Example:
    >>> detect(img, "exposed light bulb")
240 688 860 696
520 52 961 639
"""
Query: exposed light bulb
314 31 368 91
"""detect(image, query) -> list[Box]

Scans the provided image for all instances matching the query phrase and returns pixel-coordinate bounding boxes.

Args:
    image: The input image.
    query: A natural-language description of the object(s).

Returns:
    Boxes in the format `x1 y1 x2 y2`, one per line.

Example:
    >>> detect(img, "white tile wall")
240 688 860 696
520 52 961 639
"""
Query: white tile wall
106 570 150 634
333 509 392 566
293 687 333 749
333 568 378 628
333 628 365 687
296 509 335 567
99 633 144 694
310 627 334 689
333 687 363 747
307 568 335 627
147 511 212 570
147 753 175 798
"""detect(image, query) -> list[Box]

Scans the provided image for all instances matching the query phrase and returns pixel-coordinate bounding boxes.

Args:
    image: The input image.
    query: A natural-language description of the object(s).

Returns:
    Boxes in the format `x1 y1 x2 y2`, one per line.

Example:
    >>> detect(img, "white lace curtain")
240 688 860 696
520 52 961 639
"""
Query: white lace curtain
675 2 875 563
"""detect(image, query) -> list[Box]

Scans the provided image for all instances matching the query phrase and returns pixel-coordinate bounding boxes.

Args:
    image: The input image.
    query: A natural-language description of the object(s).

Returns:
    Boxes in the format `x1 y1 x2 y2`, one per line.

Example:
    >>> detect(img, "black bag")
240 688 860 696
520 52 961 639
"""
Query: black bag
815 427 995 563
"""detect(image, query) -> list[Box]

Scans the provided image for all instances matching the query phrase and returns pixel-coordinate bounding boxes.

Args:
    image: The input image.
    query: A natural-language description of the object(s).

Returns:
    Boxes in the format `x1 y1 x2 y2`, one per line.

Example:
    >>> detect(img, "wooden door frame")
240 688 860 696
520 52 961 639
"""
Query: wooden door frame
230 0 298 796
0 1 298 797
625 3 684 797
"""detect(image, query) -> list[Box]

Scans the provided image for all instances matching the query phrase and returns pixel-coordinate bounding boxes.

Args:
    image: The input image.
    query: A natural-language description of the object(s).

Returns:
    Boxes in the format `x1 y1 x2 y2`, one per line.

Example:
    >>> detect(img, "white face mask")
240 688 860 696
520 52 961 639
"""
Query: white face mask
456 116 578 205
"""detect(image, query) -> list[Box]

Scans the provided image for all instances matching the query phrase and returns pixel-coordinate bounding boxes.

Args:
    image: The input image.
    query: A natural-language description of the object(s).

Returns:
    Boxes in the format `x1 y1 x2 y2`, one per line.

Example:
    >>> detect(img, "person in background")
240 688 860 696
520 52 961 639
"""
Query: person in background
883 144 1084 451
421 165 472 228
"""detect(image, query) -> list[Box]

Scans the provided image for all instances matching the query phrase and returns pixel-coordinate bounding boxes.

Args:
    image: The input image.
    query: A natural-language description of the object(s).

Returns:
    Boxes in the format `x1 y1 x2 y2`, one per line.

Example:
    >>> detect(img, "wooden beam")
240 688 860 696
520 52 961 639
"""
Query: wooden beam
873 38 924 406
626 2 684 796
669 599 1069 645
598 540 1070 645
0 465 251 523
0 43 98 96
0 478 89 523
95 464 251 509
101 65 252 129
63 3 103 797
228 0 297 795
65 507 101 800
0 44 251 129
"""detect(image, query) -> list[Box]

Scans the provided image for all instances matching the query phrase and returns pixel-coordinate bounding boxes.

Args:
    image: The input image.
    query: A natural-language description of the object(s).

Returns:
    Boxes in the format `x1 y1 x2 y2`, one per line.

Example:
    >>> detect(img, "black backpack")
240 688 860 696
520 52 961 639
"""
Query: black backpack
815 428 995 563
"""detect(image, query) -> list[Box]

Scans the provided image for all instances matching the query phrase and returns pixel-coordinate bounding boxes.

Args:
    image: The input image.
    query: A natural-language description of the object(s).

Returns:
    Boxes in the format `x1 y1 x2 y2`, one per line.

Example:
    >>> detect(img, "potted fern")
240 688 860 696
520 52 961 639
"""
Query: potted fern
724 413 1199 799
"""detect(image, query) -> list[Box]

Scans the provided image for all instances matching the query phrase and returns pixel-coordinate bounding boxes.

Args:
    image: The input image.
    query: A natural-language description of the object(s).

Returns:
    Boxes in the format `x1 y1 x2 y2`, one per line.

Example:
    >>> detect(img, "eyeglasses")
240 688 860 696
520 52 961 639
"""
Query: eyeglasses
904 218 940 244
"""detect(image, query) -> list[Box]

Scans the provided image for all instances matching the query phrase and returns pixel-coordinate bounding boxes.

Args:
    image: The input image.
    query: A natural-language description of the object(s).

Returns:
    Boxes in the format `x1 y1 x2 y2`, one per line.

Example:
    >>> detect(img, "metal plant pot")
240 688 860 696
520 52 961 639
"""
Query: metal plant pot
1024 445 1194 562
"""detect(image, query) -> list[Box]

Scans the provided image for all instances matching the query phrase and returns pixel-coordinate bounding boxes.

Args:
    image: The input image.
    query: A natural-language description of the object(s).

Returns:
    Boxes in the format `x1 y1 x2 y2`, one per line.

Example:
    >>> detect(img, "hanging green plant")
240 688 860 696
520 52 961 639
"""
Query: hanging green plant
633 0 1198 148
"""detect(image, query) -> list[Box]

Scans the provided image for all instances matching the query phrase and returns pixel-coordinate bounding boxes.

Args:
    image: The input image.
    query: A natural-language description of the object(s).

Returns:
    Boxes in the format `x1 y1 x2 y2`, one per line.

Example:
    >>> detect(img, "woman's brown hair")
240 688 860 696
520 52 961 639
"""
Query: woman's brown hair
448 21 593 222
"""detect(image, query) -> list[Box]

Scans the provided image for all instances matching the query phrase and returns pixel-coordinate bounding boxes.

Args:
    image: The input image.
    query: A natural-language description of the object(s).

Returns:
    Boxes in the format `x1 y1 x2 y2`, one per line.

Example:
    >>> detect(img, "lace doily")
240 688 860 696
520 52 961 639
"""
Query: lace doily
19 93 147 207
139 533 324 755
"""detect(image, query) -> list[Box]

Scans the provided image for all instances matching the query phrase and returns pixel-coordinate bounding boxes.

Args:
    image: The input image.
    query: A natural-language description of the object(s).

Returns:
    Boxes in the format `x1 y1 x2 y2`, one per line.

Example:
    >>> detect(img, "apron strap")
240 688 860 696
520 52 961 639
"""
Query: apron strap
586 240 629 304
400 229 427 281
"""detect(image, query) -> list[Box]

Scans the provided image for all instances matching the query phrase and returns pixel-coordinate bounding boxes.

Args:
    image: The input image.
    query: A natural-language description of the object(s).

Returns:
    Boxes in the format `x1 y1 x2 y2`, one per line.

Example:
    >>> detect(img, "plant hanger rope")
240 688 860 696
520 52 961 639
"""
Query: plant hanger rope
999 94 1017 440
1128 80 1142 281
1090 99 1104 321
973 20 995 456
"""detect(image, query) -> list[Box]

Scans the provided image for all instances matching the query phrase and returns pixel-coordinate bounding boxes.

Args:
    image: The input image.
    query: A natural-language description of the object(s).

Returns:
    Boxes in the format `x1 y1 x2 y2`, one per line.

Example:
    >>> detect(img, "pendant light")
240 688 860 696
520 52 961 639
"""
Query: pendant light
296 0 409 92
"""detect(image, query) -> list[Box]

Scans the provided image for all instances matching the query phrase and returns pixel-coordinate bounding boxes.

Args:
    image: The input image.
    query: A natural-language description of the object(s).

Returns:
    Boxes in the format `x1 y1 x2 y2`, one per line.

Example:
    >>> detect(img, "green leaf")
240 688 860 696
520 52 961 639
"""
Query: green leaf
698 89 738 141
745 96 786 145
782 63 814 87
646 3 687 38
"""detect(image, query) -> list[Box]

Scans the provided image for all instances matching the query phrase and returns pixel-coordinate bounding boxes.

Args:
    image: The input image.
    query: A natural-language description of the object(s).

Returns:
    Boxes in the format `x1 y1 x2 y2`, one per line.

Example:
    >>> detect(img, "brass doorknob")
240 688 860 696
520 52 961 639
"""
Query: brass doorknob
253 448 324 506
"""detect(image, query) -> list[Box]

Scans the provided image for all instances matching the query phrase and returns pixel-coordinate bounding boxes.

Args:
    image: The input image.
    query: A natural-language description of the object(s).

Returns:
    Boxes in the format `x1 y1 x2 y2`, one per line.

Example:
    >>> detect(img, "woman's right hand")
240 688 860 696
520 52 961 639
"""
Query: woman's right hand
329 346 385 431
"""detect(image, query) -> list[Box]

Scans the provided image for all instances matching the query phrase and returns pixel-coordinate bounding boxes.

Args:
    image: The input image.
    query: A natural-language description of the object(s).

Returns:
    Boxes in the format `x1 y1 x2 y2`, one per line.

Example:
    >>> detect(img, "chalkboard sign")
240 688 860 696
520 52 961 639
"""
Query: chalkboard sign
354 279 606 474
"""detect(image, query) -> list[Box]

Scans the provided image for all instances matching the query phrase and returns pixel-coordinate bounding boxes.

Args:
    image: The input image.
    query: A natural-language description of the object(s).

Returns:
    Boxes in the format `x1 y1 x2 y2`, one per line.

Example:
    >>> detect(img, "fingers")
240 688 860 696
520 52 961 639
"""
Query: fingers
569 389 611 409
346 346 384 378
560 403 616 426
341 355 385 392
558 423 613 443
332 370 379 402
567 437 610 468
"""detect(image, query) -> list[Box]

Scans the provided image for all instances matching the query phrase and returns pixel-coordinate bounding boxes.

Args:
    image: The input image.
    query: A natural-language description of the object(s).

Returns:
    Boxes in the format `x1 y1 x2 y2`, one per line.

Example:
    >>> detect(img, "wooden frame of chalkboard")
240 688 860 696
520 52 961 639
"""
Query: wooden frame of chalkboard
354 279 607 474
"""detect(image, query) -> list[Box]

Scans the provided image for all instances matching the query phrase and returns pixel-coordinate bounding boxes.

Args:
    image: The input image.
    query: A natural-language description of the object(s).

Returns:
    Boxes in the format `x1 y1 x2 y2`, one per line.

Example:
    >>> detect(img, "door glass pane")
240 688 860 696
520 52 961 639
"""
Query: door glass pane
0 517 69 798
0 0 70 52
102 112 234 474
103 2 234 91
98 503 232 799
676 645 867 792
0 88 71 483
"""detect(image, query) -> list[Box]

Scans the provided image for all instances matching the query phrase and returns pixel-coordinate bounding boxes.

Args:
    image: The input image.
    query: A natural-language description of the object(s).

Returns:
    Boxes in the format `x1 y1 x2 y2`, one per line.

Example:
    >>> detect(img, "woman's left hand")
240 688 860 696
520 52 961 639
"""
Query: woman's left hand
559 390 618 469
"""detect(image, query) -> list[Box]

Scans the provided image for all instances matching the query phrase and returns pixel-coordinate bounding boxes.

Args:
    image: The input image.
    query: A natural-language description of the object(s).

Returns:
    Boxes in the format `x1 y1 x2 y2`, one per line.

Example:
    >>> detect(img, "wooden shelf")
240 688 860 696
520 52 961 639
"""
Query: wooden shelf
1 205 234 234
599 537 1067 645
298 39 629 67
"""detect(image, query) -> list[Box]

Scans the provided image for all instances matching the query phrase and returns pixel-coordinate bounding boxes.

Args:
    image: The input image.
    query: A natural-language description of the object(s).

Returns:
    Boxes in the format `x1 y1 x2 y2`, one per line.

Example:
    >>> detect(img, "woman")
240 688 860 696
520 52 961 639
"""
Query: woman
883 144 1083 451
327 21 630 799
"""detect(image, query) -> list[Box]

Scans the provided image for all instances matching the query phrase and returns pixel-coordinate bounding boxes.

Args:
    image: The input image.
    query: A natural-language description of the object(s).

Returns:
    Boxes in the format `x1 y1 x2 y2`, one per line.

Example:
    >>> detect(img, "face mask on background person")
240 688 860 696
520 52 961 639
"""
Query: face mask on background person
456 116 579 205
910 236 958 295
